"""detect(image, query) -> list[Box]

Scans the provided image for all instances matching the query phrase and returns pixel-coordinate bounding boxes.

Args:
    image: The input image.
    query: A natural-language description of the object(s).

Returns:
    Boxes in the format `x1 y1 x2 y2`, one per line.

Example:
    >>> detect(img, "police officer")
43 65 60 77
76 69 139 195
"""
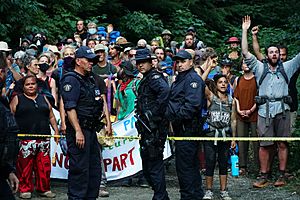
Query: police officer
135 49 170 200
61 46 103 200
166 50 205 200
0 45 19 200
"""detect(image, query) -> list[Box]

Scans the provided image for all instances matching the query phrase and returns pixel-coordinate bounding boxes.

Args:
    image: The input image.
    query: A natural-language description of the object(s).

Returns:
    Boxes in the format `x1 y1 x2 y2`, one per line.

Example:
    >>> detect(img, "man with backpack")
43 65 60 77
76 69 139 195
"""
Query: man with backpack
242 15 300 188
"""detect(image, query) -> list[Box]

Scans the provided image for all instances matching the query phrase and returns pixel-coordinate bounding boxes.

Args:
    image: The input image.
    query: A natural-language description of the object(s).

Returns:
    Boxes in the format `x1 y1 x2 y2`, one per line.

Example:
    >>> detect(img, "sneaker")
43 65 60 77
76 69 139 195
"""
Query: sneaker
99 188 109 197
274 175 286 187
203 190 213 200
253 175 269 188
19 192 32 199
220 190 232 200
38 191 56 198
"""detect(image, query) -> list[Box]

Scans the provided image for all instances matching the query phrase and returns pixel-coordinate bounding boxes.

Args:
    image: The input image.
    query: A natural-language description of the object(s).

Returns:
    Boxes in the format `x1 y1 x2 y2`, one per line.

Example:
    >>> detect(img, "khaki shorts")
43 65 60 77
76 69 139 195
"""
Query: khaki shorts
257 112 291 146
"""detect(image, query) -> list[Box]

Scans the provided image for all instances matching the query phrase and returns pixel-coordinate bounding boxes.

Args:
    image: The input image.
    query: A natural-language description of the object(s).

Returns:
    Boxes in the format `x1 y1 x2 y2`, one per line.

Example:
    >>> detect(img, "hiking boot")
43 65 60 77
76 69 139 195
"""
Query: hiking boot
19 192 31 199
253 175 269 188
203 190 213 200
38 191 56 198
220 190 232 200
99 188 109 197
274 175 286 187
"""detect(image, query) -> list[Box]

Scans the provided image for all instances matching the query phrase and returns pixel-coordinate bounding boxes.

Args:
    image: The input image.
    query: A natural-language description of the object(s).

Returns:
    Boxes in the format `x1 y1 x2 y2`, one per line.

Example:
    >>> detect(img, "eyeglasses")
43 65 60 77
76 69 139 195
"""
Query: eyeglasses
33 99 39 109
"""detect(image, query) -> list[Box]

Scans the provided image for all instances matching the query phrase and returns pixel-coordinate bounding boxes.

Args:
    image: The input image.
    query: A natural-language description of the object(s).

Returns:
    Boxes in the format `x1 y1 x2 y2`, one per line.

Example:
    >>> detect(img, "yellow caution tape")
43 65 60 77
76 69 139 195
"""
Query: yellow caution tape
17 134 300 141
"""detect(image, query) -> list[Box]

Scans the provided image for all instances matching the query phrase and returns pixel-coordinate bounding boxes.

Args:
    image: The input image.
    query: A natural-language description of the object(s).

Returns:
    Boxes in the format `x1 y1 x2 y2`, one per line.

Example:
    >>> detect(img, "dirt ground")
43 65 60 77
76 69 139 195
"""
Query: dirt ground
15 158 300 200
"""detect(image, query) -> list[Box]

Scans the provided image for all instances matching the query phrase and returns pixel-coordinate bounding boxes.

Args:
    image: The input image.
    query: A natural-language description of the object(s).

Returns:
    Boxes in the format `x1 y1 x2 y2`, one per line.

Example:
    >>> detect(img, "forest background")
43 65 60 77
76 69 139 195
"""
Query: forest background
1 0 300 185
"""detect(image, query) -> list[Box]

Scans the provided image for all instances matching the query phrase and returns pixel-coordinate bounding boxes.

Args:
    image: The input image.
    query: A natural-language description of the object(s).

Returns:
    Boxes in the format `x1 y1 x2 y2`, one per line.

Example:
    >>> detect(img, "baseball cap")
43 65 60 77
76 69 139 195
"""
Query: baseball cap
75 46 99 65
94 44 106 52
172 50 192 60
75 46 97 60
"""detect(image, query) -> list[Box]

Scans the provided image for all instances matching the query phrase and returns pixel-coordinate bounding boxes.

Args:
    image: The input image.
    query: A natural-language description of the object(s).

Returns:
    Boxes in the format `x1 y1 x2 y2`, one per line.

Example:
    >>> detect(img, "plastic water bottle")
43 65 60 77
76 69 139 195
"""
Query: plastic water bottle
231 153 239 177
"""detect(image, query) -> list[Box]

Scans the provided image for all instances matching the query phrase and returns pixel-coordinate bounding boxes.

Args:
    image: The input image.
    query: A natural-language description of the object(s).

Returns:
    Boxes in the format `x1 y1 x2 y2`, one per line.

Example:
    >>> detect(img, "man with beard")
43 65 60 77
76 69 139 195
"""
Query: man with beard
60 46 102 199
154 47 173 76
233 60 259 175
242 15 300 188
180 33 196 50
252 27 300 133
186 27 205 50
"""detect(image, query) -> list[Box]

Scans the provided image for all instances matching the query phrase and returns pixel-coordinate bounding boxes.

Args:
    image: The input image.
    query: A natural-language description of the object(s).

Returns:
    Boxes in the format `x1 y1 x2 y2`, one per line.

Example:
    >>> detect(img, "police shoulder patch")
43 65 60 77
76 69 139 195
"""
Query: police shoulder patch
152 74 161 80
190 82 198 88
63 84 72 92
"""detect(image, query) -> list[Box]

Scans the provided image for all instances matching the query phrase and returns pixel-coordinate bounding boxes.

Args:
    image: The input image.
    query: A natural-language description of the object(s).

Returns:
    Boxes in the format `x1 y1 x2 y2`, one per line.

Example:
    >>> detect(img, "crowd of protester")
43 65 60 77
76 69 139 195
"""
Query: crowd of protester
0 15 299 200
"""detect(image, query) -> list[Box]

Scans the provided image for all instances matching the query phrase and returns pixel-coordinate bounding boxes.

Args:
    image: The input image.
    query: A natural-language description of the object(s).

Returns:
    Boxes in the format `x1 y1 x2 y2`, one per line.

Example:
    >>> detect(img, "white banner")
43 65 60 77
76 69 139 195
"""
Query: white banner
50 110 172 181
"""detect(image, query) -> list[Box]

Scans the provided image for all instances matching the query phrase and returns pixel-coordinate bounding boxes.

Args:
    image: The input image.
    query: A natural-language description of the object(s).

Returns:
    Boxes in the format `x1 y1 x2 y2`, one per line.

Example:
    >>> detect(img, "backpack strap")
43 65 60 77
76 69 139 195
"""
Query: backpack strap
259 59 289 86
277 61 289 84
258 59 270 86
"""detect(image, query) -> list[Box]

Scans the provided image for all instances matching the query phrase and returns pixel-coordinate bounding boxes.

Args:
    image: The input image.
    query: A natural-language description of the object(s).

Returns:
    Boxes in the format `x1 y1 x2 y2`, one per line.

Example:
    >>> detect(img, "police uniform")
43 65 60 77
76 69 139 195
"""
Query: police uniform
166 51 205 200
61 70 103 199
135 50 170 200
0 99 18 200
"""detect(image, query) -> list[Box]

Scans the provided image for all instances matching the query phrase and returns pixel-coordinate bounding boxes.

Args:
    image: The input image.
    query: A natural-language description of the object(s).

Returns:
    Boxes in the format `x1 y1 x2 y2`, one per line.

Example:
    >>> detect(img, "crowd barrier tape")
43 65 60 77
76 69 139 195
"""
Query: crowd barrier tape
17 134 300 141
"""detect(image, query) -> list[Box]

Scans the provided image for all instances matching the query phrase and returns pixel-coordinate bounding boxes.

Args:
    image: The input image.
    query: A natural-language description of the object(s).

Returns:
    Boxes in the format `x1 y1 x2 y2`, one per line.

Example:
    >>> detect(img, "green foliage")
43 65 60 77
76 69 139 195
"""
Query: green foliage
119 11 164 42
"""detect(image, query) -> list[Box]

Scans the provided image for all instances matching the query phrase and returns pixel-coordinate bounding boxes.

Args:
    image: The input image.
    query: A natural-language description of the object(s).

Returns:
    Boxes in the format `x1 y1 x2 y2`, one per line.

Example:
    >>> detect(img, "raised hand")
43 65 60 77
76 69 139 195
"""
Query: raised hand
251 26 259 35
242 15 251 30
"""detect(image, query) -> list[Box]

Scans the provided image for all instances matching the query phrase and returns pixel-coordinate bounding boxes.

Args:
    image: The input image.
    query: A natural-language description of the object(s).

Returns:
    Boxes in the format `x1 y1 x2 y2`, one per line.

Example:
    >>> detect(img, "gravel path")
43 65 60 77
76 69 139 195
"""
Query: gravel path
15 159 300 200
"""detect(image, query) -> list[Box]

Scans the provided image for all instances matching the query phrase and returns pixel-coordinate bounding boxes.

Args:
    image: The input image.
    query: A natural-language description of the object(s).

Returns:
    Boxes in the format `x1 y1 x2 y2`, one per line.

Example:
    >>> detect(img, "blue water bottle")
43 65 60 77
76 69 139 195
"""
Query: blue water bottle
231 151 239 177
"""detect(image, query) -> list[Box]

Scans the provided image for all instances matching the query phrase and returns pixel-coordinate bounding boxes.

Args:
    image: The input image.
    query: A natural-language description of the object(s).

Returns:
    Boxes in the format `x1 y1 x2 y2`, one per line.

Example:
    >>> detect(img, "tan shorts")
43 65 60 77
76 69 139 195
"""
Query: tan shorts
257 112 291 146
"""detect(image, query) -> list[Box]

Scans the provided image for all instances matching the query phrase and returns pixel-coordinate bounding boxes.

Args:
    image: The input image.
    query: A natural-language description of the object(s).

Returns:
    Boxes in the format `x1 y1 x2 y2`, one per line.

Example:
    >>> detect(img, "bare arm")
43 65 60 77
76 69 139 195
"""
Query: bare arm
231 99 237 148
59 97 66 134
102 94 112 136
201 57 217 81
6 57 22 81
242 15 252 59
205 86 213 108
251 26 264 61
9 95 18 114
49 105 59 143
44 96 59 143
50 79 58 107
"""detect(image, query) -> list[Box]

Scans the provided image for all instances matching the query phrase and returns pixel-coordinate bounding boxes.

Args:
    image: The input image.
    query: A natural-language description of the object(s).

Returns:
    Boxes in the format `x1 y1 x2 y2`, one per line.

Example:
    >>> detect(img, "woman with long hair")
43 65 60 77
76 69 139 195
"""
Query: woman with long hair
202 71 237 200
